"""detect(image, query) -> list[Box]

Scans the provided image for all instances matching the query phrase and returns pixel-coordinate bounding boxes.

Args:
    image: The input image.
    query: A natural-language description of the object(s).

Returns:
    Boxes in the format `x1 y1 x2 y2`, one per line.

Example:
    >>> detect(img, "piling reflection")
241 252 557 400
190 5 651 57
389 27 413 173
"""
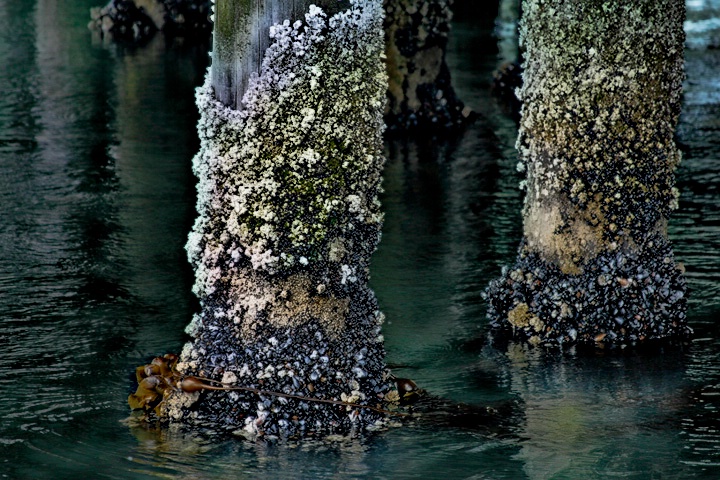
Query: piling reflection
482 344 691 478
112 33 206 319
495 0 520 66
0 2 205 477
125 421 380 479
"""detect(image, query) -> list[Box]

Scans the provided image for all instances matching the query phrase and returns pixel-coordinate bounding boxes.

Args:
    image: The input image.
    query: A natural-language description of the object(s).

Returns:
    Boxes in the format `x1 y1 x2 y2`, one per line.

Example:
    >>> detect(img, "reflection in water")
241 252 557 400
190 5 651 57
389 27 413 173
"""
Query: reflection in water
0 0 720 478
375 125 521 398
491 345 690 478
0 0 206 478
2 0 124 444
675 44 720 324
683 336 720 470
123 425 380 479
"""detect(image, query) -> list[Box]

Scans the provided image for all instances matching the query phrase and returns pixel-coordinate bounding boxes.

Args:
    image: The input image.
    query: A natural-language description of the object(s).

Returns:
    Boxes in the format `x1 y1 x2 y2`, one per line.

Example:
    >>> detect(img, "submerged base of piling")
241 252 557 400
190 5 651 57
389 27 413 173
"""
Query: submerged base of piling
485 234 691 348
162 282 394 439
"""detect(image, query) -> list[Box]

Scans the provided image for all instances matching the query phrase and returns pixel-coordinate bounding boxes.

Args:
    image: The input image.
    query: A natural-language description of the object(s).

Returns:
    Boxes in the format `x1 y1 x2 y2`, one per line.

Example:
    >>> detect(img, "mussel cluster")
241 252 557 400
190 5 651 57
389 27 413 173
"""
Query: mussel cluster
485 234 691 348
129 347 416 431
173 308 395 437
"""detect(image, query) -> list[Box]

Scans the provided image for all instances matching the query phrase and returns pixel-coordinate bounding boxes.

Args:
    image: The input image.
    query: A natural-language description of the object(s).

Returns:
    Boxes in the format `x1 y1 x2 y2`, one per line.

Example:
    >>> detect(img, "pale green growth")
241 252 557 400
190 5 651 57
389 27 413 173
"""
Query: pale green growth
517 0 685 273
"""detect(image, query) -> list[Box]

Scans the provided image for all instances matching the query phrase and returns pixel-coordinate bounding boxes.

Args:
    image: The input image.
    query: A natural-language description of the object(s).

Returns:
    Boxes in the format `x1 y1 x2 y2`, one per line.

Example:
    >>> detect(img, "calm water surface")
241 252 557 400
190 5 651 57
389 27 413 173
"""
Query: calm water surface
1 1 719 478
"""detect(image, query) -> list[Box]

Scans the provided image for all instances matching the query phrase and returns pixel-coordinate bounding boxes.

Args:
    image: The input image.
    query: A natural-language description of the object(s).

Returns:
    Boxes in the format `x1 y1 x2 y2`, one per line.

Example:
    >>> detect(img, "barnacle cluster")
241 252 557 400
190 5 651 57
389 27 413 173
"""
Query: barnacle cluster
187 3 386 286
487 0 689 346
166 1 394 437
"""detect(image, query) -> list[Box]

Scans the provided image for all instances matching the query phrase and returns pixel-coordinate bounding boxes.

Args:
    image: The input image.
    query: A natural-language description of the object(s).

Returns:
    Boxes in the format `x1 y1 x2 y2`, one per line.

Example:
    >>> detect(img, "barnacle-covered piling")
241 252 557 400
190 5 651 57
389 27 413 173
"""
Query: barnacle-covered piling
163 1 395 437
486 0 691 348
383 0 473 132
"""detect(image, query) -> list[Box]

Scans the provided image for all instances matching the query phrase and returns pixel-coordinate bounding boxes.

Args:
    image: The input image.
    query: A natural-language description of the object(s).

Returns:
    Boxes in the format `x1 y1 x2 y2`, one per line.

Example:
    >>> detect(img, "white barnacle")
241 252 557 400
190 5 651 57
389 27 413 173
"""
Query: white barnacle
222 371 238 385
299 108 316 130
238 364 251 378
340 264 357 284
346 194 362 213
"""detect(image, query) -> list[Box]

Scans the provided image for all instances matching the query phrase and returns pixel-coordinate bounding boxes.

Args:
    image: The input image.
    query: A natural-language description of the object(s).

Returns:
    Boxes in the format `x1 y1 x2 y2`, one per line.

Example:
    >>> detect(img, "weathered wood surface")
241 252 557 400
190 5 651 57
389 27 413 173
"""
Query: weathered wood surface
211 0 350 109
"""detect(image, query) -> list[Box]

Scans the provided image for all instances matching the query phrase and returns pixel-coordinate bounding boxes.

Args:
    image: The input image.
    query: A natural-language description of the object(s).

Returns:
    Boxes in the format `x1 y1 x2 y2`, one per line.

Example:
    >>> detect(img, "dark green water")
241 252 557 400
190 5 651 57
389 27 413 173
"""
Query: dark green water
1 1 720 478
